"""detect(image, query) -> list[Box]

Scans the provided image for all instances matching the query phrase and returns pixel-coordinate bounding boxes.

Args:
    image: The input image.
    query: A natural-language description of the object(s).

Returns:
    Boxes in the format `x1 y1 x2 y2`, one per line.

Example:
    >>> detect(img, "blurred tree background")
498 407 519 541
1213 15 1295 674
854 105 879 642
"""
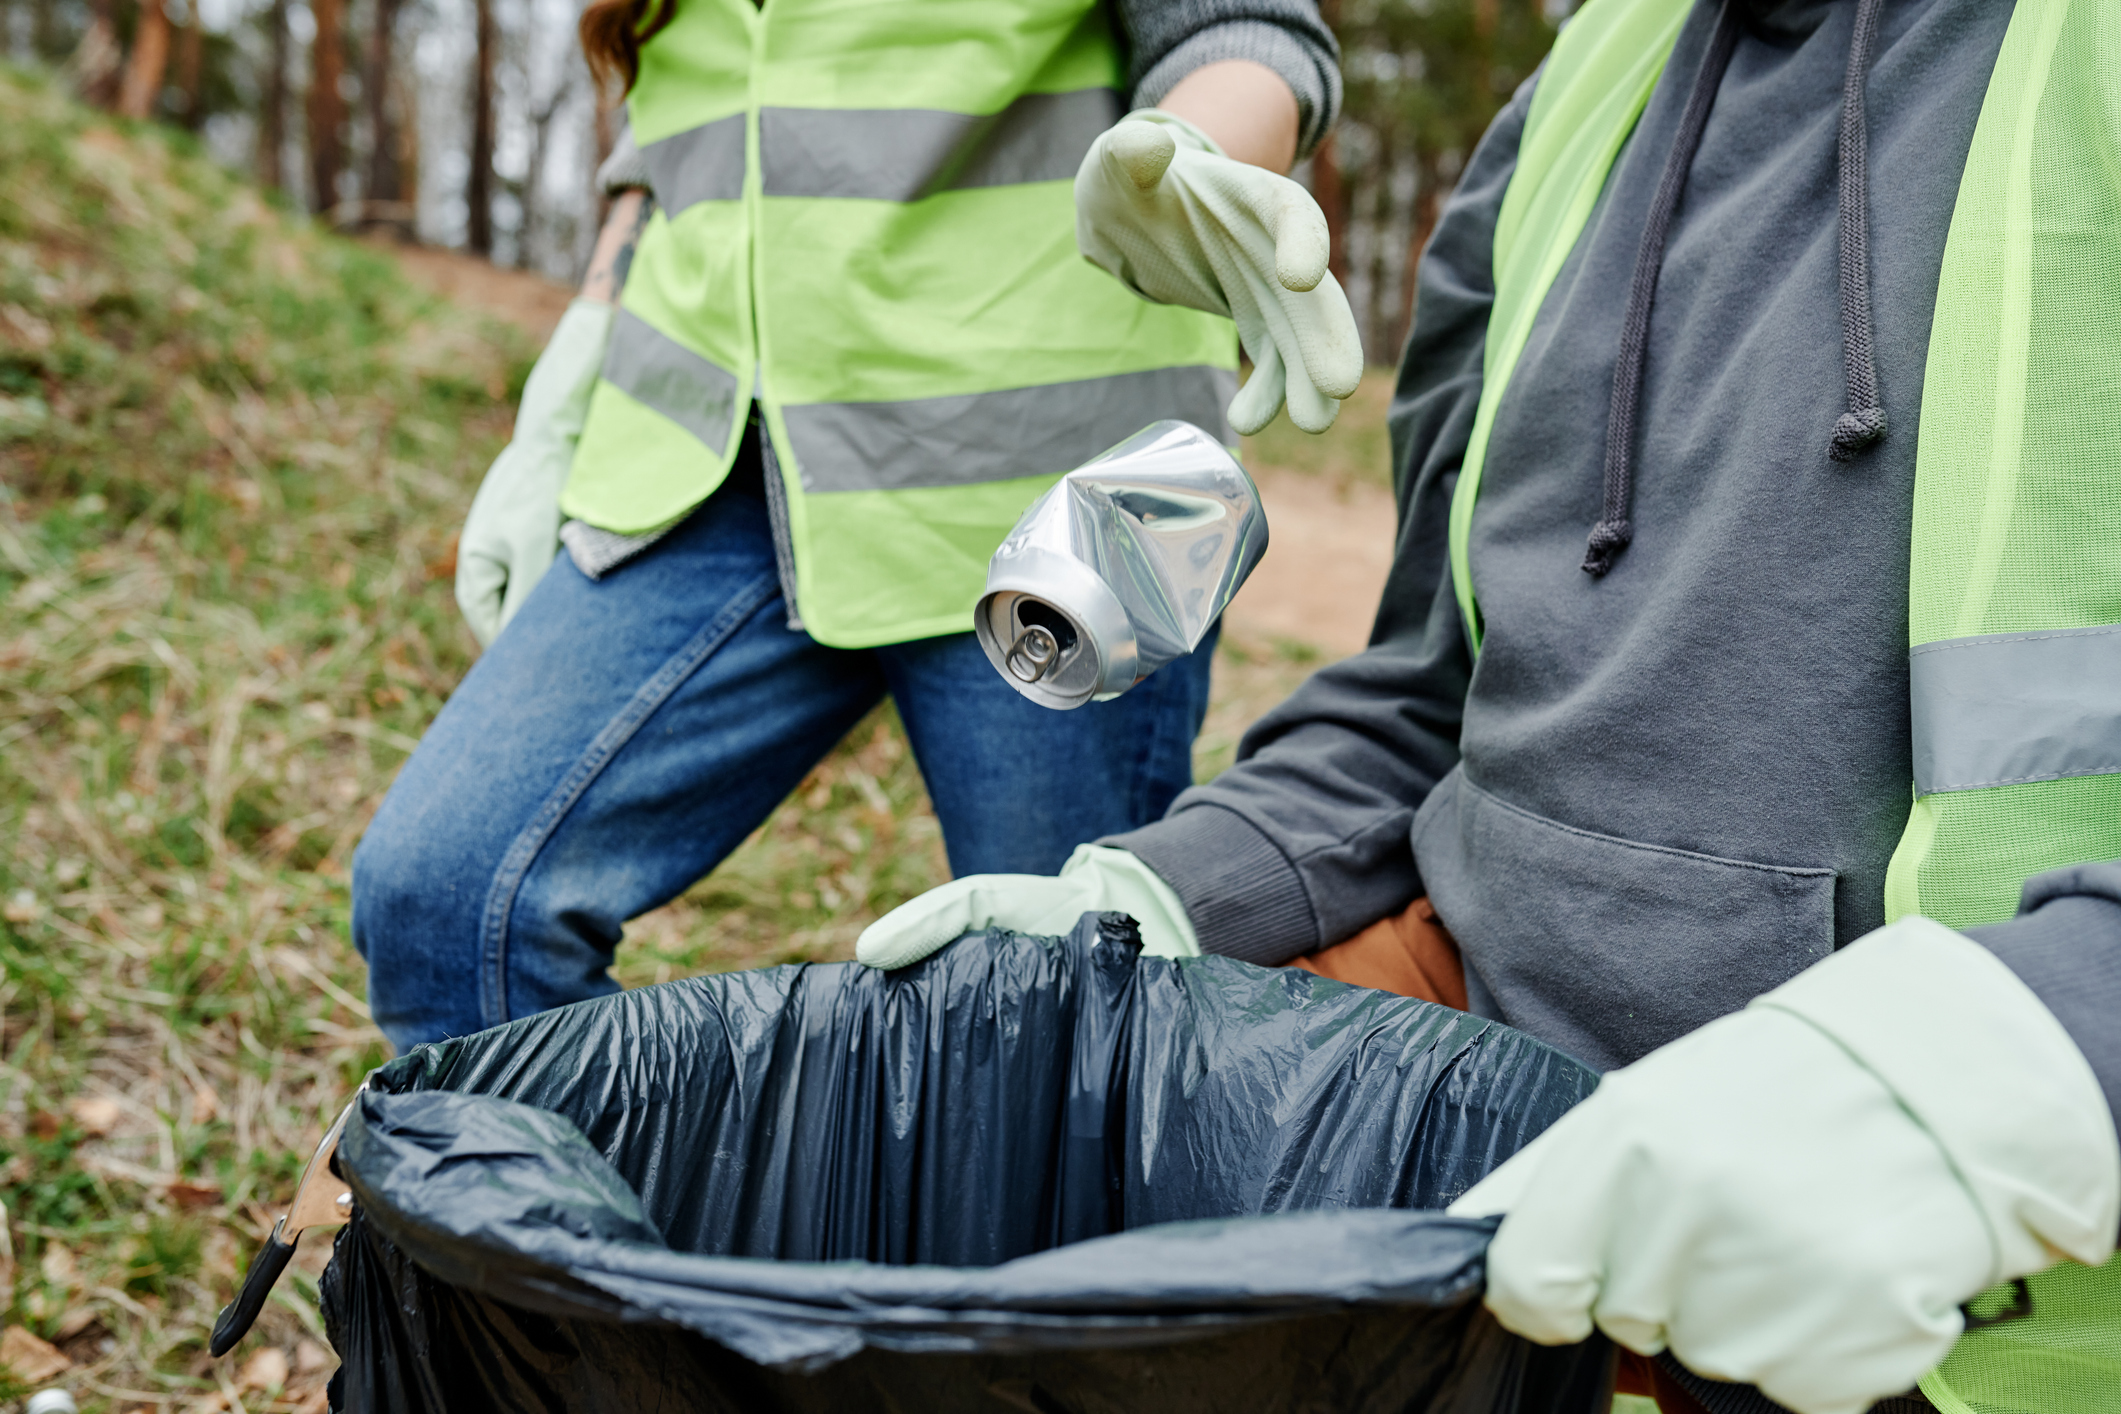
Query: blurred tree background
0 0 1562 356
0 0 605 274
1316 0 1566 358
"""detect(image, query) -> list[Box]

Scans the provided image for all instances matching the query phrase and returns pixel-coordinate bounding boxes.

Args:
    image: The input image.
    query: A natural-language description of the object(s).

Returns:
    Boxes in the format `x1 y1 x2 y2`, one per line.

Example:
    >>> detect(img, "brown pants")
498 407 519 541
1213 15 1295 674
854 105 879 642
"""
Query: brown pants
1279 902 1717 1414
1284 895 1471 1009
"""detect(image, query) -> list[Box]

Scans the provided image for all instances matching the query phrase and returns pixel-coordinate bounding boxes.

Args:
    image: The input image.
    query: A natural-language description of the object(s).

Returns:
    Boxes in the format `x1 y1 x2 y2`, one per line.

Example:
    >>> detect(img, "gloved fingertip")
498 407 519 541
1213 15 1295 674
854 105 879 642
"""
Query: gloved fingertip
1482 1289 1598 1349
1315 343 1365 400
1273 192 1332 293
1316 366 1364 403
1226 364 1285 437
1276 246 1327 294
1283 371 1340 434
1286 397 1340 434
1107 120 1177 191
1303 287 1367 401
1227 399 1282 438
1596 1315 1673 1360
854 929 948 971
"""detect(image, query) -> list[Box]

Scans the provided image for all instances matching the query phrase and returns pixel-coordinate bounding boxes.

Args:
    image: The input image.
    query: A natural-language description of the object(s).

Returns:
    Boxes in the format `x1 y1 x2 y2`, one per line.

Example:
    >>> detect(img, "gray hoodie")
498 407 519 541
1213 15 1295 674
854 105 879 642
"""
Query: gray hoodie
1110 0 2121 1120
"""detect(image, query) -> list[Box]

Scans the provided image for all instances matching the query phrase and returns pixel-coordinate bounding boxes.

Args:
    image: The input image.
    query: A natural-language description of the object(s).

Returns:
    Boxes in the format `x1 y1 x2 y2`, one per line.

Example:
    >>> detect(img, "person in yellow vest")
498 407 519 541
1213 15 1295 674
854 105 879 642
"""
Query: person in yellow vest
350 0 1360 1050
858 2 2121 1412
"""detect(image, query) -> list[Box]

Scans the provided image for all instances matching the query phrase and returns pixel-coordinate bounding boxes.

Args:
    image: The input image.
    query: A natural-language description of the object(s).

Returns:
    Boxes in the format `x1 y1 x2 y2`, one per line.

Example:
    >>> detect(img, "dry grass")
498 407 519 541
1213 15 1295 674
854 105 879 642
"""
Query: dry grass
0 62 527 1412
0 63 1387 1413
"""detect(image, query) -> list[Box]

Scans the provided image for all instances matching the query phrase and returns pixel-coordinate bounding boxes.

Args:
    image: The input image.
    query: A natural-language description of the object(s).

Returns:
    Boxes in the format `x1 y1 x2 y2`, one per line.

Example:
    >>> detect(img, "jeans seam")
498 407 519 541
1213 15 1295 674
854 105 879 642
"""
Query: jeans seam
1135 628 1213 821
475 572 782 1028
1132 665 1174 823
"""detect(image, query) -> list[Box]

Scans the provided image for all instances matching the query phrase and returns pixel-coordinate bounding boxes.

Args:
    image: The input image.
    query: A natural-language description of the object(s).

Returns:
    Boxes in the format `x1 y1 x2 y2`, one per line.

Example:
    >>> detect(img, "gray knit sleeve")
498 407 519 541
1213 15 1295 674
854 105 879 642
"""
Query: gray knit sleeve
1103 76 1536 966
1966 863 2121 1148
595 125 653 196
1115 0 1343 159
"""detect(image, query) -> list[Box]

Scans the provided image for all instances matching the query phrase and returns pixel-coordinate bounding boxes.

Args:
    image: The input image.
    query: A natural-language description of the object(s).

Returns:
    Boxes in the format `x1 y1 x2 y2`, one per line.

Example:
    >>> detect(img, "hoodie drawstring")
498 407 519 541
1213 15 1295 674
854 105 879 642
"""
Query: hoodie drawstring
1829 0 1888 462
1584 1 1742 577
1585 0 1887 578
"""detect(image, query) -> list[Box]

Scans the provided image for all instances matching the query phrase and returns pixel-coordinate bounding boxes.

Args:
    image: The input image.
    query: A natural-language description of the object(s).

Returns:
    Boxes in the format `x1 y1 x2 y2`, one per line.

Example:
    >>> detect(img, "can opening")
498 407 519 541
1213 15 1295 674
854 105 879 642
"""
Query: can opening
1006 600 1079 683
1015 599 1080 655
974 586 1120 708
1006 626 1060 682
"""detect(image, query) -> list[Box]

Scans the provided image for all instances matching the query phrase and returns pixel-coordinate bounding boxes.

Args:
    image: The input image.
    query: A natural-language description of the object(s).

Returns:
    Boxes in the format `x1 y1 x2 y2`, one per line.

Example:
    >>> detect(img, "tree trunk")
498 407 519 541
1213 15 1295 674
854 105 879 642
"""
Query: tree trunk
307 0 347 216
518 69 574 269
115 0 173 120
32 0 63 62
258 0 289 191
1311 133 1349 289
1393 178 1444 357
1309 0 1349 292
396 69 421 228
174 9 204 128
467 0 497 254
364 0 403 211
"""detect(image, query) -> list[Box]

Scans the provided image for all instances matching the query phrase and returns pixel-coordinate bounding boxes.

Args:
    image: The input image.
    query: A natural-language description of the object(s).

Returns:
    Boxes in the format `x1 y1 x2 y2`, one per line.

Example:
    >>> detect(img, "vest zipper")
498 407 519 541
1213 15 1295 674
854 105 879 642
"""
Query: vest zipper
741 0 802 631
757 406 804 631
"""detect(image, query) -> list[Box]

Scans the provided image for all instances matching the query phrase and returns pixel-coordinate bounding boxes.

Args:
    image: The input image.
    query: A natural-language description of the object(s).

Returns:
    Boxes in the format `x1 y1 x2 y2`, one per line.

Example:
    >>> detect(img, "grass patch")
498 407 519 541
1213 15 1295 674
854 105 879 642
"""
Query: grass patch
0 66 956 1410
0 61 522 1410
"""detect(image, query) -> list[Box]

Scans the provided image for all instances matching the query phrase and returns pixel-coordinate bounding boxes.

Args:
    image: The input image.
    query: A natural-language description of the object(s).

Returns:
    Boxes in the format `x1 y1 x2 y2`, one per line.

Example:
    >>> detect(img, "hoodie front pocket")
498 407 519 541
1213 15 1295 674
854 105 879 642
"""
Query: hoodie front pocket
1411 769 1835 1072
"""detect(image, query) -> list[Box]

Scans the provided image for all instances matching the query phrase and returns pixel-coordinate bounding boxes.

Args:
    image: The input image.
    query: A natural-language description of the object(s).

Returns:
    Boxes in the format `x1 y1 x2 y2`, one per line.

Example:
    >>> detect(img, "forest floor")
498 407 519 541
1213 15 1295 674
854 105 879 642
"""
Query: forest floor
0 63 1396 1412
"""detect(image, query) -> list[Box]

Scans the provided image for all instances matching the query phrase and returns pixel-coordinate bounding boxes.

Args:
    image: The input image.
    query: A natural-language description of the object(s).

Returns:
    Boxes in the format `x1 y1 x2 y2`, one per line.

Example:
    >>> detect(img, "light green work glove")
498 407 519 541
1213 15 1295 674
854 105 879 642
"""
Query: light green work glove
455 298 615 647
1075 111 1364 436
855 845 1199 970
1449 917 2120 1414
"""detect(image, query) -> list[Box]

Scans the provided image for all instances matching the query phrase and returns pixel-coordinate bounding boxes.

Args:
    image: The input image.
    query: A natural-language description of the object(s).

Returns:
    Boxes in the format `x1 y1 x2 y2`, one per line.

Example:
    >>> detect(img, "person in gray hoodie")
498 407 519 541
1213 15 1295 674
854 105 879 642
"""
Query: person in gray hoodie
859 3 2121 1412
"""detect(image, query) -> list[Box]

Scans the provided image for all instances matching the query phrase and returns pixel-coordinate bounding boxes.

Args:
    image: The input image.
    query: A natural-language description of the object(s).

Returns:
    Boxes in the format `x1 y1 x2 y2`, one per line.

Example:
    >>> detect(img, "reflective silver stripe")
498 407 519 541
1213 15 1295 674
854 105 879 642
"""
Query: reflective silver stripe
640 91 1122 211
1910 624 2121 795
782 366 1236 494
601 309 741 454
761 89 1122 201
641 114 747 217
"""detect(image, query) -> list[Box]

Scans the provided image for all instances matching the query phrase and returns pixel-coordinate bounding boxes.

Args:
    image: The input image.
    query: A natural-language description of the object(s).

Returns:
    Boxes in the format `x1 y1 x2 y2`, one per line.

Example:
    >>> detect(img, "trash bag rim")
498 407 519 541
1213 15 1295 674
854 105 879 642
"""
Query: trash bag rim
325 919 1596 1374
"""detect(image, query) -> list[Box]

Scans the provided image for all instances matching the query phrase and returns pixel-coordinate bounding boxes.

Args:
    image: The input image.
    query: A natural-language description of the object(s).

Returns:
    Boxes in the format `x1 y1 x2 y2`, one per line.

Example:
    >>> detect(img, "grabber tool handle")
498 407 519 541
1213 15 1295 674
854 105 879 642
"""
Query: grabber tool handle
209 1091 361 1356
210 1221 296 1356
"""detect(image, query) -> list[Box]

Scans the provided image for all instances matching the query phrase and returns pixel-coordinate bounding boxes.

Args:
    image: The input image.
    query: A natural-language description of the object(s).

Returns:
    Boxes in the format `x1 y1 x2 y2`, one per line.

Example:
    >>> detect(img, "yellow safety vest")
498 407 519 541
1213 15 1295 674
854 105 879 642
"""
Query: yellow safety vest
1447 0 2121 1408
562 0 1237 648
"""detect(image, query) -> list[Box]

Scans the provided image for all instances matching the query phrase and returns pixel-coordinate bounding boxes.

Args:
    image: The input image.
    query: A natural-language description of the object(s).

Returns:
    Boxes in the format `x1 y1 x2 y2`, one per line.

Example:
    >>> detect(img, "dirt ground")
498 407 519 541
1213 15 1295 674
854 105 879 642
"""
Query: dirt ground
383 240 577 342
1227 468 1395 658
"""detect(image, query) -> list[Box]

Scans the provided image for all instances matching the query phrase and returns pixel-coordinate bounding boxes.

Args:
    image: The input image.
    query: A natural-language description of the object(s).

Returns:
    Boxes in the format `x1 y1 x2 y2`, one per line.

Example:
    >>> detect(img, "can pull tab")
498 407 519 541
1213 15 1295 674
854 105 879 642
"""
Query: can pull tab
1005 625 1061 683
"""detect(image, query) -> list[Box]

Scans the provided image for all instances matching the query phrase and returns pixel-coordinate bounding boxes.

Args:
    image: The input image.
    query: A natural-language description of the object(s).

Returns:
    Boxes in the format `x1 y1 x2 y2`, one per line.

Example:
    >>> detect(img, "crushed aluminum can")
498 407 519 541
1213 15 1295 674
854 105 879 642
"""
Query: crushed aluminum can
976 420 1268 709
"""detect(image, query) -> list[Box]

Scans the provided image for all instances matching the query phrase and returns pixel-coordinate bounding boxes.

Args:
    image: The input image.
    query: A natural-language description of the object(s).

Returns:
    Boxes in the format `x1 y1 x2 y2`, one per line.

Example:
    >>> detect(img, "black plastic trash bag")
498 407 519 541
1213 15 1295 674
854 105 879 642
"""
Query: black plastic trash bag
320 914 1609 1412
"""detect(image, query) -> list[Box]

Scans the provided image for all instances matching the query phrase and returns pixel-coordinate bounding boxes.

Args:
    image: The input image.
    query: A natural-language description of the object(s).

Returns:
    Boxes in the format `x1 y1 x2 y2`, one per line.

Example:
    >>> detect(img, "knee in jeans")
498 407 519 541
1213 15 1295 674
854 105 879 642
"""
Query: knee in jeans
349 809 461 964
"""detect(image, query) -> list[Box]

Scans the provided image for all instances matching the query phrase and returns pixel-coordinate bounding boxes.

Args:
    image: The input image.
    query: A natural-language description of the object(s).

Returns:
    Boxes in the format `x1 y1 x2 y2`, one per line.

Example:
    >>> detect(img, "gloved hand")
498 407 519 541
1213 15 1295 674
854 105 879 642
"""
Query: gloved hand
856 845 1199 970
1075 111 1363 436
1448 916 2120 1414
455 298 615 647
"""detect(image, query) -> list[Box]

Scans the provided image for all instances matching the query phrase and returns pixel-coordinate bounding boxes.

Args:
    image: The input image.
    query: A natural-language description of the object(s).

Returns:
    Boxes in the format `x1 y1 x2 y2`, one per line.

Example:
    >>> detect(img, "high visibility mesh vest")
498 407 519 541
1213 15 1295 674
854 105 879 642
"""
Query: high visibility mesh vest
560 0 1238 648
1444 0 2121 1408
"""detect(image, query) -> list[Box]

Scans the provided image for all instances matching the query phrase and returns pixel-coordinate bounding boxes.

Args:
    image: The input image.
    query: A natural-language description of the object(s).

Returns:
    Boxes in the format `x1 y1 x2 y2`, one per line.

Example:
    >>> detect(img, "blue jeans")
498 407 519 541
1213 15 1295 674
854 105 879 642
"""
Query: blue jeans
352 483 1216 1050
